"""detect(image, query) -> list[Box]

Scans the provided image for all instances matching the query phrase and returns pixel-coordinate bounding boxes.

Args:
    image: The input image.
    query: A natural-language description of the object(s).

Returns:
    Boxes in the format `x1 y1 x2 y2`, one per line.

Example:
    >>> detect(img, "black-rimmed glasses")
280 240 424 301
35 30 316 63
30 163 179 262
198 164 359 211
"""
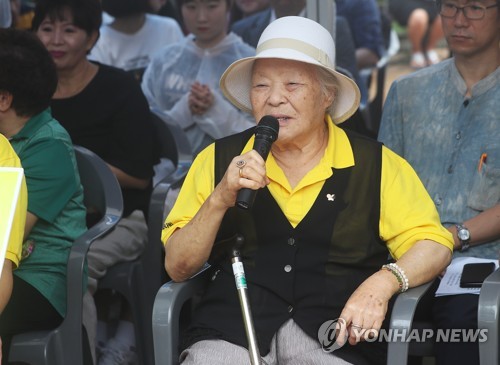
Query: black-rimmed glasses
439 1 499 20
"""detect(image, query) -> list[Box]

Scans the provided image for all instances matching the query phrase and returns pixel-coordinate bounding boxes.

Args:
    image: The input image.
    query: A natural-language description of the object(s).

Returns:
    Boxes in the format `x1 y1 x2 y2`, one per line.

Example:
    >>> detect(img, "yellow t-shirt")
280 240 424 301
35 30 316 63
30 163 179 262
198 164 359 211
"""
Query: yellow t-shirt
0 134 27 268
162 117 453 259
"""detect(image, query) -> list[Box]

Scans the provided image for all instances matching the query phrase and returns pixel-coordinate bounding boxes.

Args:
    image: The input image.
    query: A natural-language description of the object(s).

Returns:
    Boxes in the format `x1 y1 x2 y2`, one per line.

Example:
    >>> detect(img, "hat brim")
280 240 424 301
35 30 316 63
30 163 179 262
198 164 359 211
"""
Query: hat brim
220 53 360 125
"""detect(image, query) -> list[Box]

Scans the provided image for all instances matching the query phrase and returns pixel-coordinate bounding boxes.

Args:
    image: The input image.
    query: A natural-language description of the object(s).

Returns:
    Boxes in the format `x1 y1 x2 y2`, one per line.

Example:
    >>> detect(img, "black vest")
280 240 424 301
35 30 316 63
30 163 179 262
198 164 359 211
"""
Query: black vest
183 127 390 363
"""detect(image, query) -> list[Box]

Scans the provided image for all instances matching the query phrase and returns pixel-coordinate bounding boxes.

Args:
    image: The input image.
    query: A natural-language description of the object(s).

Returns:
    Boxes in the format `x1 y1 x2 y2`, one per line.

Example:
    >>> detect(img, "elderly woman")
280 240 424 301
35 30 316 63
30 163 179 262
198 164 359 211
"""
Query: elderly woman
162 16 453 364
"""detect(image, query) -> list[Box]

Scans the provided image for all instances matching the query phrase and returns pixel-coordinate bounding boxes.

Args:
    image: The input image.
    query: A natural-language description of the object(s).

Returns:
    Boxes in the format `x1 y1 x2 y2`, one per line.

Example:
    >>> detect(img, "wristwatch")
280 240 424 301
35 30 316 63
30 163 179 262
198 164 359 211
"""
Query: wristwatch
455 223 471 252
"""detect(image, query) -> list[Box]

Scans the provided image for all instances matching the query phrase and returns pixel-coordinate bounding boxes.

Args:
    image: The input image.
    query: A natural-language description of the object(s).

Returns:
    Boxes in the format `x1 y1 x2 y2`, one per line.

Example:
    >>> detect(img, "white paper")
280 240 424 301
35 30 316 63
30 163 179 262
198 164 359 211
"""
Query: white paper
435 256 499 296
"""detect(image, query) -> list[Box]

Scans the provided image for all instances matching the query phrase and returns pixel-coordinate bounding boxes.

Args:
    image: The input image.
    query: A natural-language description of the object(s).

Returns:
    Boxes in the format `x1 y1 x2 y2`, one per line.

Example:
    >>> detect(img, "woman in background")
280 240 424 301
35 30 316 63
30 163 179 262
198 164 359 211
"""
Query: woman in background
141 0 255 156
32 0 159 362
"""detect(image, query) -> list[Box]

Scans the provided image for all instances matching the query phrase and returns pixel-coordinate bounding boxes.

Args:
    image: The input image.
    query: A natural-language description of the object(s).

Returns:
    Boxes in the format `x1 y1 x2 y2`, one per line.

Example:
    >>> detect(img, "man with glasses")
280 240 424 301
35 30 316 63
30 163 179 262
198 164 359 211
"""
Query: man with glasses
379 1 500 364
439 0 498 18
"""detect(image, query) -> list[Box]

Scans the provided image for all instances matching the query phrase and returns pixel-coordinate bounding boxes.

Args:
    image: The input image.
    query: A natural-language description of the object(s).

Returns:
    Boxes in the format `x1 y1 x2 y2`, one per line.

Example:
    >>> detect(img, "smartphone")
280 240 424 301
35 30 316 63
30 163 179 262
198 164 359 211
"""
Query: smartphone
459 262 496 288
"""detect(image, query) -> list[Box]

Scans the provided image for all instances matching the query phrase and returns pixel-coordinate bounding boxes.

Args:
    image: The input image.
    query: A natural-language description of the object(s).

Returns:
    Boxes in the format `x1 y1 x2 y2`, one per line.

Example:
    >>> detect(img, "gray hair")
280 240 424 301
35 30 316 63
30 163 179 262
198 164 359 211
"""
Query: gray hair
315 66 339 118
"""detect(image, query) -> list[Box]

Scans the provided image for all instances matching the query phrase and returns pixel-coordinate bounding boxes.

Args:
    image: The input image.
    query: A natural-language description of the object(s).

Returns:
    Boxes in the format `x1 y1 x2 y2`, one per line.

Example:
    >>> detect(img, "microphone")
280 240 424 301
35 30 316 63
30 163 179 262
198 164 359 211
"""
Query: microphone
236 115 279 210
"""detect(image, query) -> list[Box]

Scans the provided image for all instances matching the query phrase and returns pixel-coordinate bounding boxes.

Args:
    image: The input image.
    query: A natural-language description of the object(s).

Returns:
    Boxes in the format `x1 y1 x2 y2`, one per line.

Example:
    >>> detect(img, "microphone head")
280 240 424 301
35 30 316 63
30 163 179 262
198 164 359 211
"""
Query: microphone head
256 115 279 140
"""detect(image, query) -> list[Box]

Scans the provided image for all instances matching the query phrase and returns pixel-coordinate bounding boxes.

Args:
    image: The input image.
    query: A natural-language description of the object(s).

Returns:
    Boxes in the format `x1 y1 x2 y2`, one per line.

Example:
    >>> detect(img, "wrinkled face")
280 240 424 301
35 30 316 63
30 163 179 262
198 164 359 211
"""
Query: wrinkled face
250 58 332 146
235 0 270 15
440 0 500 58
35 7 97 71
181 0 229 48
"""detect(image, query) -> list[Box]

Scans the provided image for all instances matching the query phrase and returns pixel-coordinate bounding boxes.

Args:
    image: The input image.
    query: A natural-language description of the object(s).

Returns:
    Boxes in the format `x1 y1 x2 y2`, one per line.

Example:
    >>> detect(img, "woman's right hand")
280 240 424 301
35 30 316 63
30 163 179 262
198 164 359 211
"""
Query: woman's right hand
211 150 270 209
165 149 270 282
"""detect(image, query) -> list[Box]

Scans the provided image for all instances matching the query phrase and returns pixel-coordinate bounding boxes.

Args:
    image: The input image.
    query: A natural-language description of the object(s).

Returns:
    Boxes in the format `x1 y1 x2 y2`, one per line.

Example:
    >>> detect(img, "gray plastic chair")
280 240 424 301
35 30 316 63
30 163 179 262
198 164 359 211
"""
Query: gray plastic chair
478 268 500 364
97 114 190 365
152 264 212 365
155 268 500 365
386 281 435 365
388 269 500 365
8 145 123 365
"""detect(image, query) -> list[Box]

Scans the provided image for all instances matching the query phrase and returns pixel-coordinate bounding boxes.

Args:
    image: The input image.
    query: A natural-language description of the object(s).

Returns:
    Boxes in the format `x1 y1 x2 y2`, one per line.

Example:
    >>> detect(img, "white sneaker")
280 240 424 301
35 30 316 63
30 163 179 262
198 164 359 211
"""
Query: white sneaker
410 52 427 69
426 50 440 65
98 338 138 365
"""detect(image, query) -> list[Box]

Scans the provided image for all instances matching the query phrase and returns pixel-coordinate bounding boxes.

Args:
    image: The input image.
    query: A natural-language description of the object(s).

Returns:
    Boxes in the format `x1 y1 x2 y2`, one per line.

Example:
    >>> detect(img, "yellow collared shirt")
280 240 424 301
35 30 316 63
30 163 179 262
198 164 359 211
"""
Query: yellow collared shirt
1 135 27 269
163 116 453 259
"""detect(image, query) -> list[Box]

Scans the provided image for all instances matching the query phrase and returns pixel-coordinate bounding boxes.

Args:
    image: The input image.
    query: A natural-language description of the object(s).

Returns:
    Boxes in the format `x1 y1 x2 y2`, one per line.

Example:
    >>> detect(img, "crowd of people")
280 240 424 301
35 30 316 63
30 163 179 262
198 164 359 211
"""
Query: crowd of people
0 0 498 365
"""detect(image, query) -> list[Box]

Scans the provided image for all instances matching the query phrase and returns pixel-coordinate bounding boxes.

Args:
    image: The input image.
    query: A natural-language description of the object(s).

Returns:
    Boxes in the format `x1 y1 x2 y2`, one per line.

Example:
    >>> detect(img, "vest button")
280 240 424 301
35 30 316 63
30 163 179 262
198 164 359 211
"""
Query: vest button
284 265 292 272
288 305 294 313
287 238 295 246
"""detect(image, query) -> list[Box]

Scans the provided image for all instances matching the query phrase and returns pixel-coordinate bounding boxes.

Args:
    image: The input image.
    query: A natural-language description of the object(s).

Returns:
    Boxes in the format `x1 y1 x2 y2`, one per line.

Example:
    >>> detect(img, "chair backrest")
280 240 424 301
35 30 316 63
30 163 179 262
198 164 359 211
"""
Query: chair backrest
151 110 194 187
142 114 191 287
8 145 123 365
151 111 179 168
95 117 190 365
151 107 193 167
60 146 123 361
478 268 500 364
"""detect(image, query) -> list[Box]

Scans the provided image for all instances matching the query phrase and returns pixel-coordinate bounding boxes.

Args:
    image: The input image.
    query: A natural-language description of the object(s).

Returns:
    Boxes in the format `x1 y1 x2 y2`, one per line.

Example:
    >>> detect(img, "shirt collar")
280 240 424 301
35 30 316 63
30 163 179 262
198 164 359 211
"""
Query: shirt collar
450 60 500 98
241 114 355 189
10 108 53 141
324 114 354 169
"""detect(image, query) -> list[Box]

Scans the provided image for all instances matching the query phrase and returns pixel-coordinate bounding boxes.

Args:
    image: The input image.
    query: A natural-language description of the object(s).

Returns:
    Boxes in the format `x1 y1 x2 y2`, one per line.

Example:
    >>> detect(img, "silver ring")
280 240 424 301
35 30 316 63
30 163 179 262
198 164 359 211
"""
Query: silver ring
235 159 246 168
351 323 363 329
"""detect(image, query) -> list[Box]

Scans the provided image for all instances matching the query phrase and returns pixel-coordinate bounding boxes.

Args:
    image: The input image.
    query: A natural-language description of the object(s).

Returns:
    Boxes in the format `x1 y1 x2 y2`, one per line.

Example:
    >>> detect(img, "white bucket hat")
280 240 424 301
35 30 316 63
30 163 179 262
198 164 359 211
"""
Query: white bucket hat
220 16 360 124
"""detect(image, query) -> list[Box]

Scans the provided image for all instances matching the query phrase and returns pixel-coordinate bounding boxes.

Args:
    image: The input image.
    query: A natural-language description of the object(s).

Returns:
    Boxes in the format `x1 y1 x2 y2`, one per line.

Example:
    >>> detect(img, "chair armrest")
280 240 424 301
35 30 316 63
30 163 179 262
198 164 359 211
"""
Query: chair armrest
387 280 435 365
60 212 121 349
152 264 211 365
478 268 500 365
65 212 121 321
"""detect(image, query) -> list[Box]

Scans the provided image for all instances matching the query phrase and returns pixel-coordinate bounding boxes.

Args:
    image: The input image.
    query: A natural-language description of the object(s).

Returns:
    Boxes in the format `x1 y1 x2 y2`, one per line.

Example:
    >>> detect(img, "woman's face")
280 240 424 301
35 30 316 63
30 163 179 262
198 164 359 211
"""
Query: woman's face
181 0 229 48
35 7 97 72
250 58 333 146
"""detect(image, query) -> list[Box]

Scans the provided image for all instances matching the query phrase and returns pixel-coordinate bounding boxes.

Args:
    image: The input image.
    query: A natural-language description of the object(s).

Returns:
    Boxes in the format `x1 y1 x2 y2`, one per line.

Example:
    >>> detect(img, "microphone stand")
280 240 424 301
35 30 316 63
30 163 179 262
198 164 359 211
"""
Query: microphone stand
231 235 262 365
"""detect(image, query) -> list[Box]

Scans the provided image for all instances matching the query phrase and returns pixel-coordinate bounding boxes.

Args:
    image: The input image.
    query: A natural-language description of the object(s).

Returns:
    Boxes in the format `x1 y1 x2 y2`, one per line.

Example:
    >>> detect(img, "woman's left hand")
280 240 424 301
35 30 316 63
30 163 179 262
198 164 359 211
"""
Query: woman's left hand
337 269 399 346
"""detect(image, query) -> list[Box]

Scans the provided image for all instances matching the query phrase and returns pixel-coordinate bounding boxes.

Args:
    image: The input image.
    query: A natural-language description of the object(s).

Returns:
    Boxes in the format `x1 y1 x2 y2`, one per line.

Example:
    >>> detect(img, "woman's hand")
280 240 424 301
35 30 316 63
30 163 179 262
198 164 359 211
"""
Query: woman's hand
337 269 399 346
189 82 214 115
165 149 270 282
211 150 270 210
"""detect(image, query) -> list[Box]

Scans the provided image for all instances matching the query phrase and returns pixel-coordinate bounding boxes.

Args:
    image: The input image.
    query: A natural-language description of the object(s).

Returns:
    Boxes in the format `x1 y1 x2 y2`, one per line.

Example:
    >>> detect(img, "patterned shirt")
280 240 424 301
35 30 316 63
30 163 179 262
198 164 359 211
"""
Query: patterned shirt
379 59 500 258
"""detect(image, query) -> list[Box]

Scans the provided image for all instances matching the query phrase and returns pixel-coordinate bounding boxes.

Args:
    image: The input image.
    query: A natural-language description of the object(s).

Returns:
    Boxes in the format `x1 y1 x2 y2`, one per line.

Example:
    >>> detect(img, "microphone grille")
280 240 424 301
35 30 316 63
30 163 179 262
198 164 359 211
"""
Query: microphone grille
256 115 279 139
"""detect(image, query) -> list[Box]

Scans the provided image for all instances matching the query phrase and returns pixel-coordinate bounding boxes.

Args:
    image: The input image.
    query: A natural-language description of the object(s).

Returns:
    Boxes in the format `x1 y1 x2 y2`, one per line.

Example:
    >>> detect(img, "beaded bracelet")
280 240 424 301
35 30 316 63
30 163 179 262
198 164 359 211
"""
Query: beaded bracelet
382 262 409 293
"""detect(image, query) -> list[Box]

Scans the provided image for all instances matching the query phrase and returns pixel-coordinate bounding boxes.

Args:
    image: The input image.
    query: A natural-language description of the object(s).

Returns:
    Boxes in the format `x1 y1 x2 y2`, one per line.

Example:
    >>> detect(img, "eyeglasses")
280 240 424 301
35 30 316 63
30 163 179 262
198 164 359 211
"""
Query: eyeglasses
439 1 499 20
